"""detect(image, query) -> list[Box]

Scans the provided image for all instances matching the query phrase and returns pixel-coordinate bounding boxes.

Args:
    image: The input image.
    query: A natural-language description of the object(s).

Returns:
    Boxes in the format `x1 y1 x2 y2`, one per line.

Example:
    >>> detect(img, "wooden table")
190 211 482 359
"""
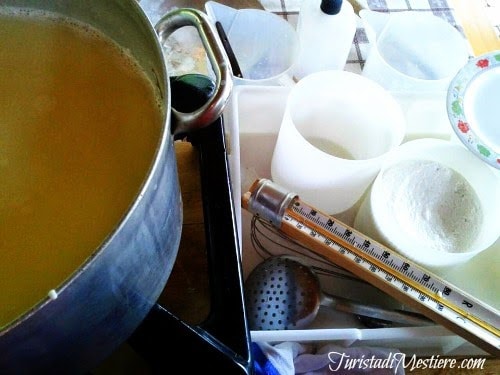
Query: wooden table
97 1 500 373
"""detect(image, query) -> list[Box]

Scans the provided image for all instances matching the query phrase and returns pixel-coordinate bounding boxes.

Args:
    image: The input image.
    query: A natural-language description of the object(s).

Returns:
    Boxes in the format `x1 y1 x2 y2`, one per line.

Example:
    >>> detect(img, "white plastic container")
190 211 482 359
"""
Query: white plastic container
360 9 470 93
205 1 299 85
223 85 492 356
293 0 356 80
270 70 406 215
354 138 500 271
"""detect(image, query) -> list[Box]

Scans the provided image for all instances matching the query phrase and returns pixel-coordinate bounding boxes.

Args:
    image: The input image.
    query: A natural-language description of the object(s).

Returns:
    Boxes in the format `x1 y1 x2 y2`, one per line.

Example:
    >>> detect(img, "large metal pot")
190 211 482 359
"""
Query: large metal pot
0 0 232 373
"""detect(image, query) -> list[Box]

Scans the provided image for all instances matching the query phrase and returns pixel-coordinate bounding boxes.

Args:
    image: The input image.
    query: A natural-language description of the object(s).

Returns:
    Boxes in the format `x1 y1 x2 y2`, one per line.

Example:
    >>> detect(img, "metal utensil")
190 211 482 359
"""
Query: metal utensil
244 255 434 330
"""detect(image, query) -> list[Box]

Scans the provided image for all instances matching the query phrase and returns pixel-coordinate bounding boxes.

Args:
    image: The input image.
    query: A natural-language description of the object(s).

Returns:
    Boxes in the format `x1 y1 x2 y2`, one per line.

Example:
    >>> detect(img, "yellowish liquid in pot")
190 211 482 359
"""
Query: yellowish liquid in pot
0 11 163 327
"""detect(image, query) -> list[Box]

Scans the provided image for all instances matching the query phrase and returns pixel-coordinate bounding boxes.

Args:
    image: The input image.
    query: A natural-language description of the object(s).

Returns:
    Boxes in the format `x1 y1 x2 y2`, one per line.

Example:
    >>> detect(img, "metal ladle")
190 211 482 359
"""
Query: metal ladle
244 255 434 330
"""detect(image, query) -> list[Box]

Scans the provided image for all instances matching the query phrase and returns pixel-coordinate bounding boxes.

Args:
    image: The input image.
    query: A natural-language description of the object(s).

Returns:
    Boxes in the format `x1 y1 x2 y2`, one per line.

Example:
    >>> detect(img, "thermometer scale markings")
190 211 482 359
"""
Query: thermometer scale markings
287 200 500 337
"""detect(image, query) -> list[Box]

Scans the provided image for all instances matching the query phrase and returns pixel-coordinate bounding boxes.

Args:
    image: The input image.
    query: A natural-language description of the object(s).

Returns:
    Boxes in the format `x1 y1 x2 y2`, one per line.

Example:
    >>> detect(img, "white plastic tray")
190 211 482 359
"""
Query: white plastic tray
223 84 498 356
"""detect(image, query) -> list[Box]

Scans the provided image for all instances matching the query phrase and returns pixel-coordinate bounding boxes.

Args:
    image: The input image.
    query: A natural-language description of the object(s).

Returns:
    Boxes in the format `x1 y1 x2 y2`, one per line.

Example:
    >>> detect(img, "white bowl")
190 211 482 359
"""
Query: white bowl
354 138 500 271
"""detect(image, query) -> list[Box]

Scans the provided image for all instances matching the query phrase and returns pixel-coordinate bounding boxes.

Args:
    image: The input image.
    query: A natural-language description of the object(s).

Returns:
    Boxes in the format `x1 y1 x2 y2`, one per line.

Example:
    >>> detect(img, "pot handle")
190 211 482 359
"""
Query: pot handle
155 8 233 136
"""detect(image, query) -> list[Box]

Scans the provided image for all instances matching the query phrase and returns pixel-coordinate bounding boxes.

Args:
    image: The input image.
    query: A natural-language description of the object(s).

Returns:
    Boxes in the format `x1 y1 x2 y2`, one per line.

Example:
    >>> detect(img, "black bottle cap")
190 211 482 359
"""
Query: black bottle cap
320 0 343 15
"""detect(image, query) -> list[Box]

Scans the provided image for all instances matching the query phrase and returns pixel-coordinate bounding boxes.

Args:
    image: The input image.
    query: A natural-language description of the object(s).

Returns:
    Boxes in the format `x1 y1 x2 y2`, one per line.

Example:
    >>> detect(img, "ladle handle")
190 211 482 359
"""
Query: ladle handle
320 293 434 327
155 8 232 136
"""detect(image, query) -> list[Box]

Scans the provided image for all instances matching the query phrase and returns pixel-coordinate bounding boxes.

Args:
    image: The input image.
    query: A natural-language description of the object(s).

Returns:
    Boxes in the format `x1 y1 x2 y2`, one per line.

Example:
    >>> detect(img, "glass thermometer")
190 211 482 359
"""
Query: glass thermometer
241 178 500 357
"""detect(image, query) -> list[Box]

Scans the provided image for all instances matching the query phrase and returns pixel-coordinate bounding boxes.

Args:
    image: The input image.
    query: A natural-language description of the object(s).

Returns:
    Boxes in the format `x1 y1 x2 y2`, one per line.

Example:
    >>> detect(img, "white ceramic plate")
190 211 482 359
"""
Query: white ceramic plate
447 51 500 169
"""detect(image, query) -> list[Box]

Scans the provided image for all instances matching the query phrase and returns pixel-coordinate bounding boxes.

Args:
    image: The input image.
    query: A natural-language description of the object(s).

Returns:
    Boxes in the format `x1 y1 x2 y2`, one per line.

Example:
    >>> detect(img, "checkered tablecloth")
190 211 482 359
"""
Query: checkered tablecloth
258 0 466 74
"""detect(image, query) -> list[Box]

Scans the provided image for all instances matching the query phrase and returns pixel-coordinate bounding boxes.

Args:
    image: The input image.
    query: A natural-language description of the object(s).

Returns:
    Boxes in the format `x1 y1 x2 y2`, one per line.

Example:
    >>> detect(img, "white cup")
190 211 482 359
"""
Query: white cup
206 2 299 86
270 70 406 214
354 138 500 271
360 10 470 94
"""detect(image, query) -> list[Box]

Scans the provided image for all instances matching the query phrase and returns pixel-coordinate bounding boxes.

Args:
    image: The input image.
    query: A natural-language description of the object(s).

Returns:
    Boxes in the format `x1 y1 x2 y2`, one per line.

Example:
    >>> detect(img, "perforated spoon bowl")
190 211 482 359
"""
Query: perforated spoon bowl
244 255 434 330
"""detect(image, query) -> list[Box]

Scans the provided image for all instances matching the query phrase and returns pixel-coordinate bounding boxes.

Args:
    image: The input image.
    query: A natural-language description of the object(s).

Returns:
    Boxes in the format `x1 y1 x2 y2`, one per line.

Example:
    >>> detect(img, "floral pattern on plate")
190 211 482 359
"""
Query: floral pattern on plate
447 51 500 169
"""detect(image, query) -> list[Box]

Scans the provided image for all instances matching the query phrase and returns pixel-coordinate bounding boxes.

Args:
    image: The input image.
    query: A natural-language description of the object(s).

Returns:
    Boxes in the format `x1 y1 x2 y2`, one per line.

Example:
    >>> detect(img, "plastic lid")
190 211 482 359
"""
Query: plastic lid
320 0 343 15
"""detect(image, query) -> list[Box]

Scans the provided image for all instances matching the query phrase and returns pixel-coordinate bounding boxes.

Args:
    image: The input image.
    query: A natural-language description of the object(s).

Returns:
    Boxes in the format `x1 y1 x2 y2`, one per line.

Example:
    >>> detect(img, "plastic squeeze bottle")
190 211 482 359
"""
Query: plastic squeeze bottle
293 0 356 80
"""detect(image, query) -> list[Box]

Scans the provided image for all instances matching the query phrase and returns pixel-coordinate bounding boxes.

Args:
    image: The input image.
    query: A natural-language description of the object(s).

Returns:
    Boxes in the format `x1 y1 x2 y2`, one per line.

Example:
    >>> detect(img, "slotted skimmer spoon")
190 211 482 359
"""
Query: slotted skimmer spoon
244 255 434 330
